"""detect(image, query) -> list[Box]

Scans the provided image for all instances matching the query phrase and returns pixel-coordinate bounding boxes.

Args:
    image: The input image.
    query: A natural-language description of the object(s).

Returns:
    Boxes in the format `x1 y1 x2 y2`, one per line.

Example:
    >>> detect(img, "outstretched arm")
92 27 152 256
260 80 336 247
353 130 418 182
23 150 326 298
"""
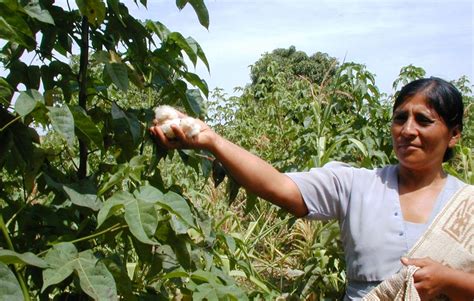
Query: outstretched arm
149 115 308 217
401 257 474 300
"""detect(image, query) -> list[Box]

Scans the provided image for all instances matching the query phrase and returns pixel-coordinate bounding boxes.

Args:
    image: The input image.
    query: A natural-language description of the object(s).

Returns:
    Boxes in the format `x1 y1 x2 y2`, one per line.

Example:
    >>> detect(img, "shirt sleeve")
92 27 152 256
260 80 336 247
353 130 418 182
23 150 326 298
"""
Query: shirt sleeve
285 161 354 221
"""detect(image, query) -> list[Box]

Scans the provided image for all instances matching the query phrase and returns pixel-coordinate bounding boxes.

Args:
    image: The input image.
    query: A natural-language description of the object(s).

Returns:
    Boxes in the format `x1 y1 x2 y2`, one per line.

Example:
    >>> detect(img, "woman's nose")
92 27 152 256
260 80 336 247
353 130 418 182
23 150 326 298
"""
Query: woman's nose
401 118 417 137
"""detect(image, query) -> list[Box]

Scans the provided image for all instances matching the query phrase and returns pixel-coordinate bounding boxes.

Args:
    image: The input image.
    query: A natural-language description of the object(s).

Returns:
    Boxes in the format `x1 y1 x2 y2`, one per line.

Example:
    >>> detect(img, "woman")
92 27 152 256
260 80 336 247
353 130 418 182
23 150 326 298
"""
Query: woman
149 77 473 300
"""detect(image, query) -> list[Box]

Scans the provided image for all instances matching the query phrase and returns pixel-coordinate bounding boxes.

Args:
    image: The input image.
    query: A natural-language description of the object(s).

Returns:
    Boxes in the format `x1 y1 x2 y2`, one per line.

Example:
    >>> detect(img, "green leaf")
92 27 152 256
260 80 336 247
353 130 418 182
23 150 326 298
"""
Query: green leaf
74 250 118 300
105 62 129 92
184 72 208 97
162 268 188 279
23 1 55 24
175 0 187 10
42 243 117 299
76 0 106 27
159 191 194 227
134 185 163 203
0 77 13 104
48 105 75 147
186 37 210 72
106 0 125 26
70 105 104 151
0 13 35 49
348 137 369 157
188 0 209 29
124 197 158 245
99 190 158 245
0 262 23 301
193 283 219 301
0 250 48 268
111 103 141 147
227 176 240 205
42 243 77 292
212 159 226 188
168 32 198 67
63 180 102 211
185 88 203 116
97 190 130 227
14 90 43 117
97 164 129 196
146 20 170 41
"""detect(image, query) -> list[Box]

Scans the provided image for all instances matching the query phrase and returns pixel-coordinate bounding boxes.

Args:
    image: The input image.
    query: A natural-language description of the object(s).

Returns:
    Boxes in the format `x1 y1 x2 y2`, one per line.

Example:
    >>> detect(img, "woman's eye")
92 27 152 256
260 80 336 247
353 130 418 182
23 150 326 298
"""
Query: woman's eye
416 115 434 124
392 114 406 123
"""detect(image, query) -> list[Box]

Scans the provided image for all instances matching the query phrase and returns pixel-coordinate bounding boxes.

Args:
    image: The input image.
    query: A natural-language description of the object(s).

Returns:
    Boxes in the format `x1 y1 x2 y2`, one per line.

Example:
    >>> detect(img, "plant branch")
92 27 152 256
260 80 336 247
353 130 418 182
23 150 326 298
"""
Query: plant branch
0 115 21 132
78 16 90 180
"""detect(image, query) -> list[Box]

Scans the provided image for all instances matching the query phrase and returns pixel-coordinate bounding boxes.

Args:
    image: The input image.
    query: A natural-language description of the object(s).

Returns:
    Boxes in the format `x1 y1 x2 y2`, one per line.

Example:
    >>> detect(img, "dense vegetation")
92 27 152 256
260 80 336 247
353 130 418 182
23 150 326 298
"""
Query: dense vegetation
0 0 472 300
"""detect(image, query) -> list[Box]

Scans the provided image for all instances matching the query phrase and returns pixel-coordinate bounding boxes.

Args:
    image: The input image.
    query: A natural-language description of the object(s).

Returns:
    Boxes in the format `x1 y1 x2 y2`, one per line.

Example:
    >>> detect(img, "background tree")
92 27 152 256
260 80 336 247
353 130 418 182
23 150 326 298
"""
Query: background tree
0 0 251 299
250 46 338 88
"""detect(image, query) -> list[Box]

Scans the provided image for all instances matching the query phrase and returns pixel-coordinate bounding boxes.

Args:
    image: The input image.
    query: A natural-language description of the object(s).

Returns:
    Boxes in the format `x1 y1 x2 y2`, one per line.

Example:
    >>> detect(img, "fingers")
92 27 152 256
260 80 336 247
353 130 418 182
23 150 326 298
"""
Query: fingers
149 124 180 149
401 256 432 267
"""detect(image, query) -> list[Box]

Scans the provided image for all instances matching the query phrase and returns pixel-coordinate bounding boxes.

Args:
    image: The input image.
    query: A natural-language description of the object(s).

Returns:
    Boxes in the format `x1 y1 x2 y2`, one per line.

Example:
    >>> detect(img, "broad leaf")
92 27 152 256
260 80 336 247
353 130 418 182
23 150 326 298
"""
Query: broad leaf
186 36 210 72
0 77 13 104
70 105 104 151
193 283 219 301
23 1 55 24
97 164 129 196
0 12 35 49
0 250 48 268
168 32 197 66
188 0 209 29
97 190 131 227
105 62 128 92
175 0 187 9
111 103 141 146
74 250 118 300
159 191 194 227
146 20 170 41
124 197 158 245
0 262 23 301
48 105 75 147
63 181 102 211
185 88 203 116
76 0 106 27
42 243 77 291
14 90 43 117
184 72 208 97
134 185 164 203
42 243 117 299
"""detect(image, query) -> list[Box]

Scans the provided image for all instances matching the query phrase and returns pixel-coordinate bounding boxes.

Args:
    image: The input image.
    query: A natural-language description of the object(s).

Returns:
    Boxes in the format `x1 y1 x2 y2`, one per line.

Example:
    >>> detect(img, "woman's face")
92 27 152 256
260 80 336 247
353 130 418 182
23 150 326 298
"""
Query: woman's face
391 93 460 172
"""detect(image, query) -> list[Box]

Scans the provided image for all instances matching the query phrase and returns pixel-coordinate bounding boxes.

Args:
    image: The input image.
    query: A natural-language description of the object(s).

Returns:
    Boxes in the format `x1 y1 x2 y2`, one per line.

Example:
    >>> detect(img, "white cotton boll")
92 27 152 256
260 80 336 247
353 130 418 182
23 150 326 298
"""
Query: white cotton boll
180 117 201 138
155 105 179 123
160 118 181 138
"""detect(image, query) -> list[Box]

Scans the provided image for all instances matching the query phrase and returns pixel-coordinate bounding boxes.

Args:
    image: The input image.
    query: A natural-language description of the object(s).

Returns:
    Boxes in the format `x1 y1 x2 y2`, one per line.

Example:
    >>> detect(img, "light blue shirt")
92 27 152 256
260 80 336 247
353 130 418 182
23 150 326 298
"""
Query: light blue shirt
286 162 466 300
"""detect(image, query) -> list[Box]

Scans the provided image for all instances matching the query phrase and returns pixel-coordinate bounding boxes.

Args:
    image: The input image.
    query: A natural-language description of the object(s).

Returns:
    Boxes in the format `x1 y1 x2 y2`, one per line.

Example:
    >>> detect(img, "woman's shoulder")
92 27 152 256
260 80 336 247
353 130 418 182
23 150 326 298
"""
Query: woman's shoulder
322 161 397 175
446 173 470 191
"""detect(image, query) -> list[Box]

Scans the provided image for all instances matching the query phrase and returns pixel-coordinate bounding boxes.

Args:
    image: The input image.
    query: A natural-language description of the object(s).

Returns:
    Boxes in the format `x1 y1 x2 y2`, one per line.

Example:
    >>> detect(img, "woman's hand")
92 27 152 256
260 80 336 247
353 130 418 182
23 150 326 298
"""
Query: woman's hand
149 111 216 151
401 257 448 299
401 257 474 300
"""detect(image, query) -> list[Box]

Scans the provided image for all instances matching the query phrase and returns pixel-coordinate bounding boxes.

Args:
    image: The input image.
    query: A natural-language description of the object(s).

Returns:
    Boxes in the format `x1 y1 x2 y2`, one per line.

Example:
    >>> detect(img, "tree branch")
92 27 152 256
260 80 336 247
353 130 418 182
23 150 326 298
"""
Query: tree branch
78 16 89 179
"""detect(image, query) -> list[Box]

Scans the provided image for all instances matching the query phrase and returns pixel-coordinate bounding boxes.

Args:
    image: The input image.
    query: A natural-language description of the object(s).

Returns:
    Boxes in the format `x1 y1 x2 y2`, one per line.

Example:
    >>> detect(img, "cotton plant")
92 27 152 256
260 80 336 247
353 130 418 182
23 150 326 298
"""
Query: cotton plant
154 105 201 138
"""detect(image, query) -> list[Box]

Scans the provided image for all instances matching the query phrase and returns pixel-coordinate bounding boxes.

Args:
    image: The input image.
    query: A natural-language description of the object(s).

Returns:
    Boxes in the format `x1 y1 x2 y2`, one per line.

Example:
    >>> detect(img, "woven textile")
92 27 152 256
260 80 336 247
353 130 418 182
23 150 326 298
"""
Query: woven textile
363 185 474 301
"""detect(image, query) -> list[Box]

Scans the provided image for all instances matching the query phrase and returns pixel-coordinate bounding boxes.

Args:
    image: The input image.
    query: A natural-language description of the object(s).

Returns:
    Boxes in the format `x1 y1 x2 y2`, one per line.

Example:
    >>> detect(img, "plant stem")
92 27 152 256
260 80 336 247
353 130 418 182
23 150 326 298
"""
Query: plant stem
68 224 127 245
0 115 21 132
36 224 127 258
0 214 14 250
0 214 31 301
78 15 89 180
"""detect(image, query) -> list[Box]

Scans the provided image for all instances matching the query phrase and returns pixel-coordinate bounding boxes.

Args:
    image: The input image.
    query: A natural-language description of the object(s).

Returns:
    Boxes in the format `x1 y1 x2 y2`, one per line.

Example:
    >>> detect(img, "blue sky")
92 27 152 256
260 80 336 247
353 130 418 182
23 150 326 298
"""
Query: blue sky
130 0 473 95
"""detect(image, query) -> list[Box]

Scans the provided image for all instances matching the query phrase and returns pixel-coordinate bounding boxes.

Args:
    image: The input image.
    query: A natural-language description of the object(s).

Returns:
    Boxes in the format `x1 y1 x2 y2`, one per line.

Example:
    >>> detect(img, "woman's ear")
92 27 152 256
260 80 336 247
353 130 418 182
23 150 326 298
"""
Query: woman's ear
448 126 461 148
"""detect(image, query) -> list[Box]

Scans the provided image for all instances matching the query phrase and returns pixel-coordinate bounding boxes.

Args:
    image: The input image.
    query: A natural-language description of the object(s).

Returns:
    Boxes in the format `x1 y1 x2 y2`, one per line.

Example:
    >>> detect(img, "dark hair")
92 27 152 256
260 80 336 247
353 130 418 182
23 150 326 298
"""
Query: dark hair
393 77 464 162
